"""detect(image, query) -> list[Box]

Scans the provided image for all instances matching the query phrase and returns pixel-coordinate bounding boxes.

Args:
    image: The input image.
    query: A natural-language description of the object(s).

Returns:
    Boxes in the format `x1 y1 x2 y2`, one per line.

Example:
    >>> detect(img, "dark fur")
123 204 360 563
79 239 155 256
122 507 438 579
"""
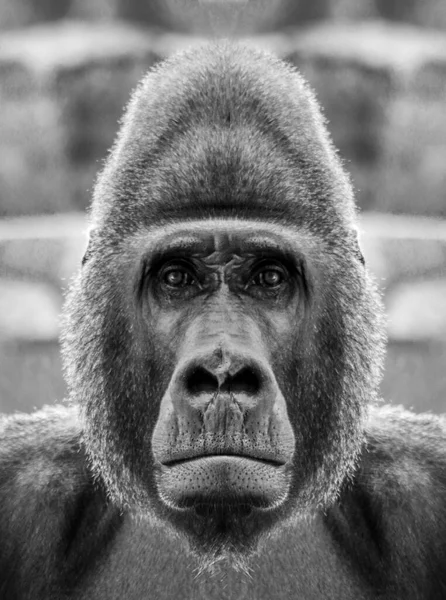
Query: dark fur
1 42 445 599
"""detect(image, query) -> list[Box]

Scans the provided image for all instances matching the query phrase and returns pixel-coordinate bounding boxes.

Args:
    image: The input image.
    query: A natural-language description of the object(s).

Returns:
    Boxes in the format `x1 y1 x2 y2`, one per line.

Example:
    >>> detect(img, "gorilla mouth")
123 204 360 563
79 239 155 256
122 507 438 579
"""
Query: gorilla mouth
156 455 291 514
162 453 286 468
155 455 293 558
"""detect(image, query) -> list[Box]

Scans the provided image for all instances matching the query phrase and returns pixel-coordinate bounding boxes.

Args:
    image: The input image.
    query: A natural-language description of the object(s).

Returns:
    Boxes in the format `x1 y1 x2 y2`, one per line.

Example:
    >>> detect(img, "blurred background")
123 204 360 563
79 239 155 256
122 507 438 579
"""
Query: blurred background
0 0 445 414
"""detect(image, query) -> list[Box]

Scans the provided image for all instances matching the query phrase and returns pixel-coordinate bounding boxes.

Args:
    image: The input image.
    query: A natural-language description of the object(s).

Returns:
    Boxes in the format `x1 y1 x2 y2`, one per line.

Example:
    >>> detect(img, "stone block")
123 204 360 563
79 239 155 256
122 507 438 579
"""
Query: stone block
0 21 162 217
0 0 72 30
329 0 377 20
68 0 118 21
114 0 330 36
271 22 446 216
375 0 446 30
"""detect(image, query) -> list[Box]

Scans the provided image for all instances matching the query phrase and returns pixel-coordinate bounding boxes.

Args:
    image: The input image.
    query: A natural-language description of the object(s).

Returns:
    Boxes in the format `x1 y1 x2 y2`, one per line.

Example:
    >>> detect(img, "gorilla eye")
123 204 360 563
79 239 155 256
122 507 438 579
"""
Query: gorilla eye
162 266 195 288
252 266 285 288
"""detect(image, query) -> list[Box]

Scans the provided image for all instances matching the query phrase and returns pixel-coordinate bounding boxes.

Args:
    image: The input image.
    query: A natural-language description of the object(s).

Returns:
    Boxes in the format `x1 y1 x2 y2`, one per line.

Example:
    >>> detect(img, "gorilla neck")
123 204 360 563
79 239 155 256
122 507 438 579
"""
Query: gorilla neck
78 492 374 600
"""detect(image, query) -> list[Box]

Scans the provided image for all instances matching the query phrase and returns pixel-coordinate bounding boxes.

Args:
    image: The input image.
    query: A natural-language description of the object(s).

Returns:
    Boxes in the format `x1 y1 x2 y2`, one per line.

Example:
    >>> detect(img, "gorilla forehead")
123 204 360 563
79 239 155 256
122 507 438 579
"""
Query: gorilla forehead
91 41 356 241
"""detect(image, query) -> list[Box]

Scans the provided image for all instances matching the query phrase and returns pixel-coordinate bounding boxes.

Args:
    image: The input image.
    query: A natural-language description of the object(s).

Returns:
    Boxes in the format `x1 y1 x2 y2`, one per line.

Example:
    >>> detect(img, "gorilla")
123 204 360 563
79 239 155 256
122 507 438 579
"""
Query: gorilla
1 41 446 599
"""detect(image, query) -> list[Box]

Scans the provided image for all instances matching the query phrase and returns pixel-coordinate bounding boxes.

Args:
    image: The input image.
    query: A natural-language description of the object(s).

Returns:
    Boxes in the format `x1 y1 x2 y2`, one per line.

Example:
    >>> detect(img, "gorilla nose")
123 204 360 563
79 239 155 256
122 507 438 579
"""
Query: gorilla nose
153 347 295 467
175 350 268 410
186 363 261 398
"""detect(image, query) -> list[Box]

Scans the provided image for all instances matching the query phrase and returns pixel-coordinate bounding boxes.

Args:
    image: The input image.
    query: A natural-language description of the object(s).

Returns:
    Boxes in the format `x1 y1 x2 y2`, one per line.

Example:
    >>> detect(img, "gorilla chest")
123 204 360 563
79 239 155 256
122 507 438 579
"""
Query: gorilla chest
77 517 372 600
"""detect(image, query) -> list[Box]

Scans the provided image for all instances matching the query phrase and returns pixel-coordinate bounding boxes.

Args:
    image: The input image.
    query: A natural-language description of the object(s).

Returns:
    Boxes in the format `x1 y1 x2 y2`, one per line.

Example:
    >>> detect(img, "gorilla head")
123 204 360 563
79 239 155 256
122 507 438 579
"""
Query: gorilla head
62 41 385 570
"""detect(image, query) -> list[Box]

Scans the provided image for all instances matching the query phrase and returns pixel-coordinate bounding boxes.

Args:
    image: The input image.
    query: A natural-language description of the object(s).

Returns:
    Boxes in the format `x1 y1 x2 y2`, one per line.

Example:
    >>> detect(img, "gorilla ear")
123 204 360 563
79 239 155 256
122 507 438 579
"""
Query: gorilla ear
82 228 96 266
353 228 366 267
81 246 90 266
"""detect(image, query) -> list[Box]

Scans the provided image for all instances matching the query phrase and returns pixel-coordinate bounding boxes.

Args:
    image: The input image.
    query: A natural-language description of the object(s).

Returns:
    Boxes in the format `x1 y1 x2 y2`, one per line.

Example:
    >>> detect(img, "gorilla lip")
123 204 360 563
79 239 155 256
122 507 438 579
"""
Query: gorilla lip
156 455 292 513
161 453 287 468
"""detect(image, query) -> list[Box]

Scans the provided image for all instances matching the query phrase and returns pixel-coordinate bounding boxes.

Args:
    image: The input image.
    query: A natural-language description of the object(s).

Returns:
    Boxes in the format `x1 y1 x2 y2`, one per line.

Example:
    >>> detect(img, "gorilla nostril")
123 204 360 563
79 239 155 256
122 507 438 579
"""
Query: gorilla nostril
186 366 219 395
227 366 260 396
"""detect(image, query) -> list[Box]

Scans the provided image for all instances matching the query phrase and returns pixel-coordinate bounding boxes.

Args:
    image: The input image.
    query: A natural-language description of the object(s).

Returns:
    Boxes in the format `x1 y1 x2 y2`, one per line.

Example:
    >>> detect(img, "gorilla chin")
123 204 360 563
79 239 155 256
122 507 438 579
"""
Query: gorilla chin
155 455 293 566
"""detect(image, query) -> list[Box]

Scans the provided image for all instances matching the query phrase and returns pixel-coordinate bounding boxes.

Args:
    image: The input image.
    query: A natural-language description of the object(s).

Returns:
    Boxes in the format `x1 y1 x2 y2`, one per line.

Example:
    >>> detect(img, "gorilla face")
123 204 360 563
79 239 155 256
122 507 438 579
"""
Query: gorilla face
62 41 385 568
147 221 299 557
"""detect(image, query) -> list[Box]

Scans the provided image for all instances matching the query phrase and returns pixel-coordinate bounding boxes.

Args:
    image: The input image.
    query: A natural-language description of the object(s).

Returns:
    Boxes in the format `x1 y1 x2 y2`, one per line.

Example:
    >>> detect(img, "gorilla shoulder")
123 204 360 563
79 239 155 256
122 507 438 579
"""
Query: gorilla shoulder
0 406 121 599
0 405 83 516
332 405 446 595
364 404 446 507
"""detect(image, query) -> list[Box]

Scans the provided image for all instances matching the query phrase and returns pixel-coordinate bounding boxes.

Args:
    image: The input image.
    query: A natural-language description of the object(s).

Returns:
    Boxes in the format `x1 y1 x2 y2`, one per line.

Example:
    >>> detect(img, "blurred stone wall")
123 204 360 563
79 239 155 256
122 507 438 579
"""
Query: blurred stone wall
0 0 445 414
